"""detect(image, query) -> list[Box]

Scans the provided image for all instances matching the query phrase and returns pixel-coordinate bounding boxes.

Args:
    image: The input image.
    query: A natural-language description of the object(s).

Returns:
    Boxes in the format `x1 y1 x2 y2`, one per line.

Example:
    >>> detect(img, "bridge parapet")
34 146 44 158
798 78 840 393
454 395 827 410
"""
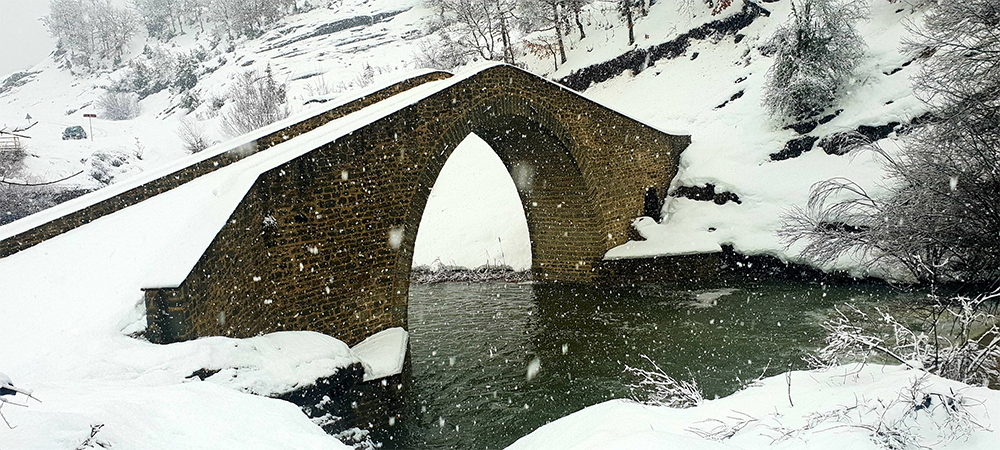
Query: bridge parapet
0 71 453 259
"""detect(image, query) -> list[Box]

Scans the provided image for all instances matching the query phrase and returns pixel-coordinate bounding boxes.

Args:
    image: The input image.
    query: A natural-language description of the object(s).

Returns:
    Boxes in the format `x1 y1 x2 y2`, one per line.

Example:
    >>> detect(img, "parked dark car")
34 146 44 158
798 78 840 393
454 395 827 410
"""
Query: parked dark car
62 125 87 140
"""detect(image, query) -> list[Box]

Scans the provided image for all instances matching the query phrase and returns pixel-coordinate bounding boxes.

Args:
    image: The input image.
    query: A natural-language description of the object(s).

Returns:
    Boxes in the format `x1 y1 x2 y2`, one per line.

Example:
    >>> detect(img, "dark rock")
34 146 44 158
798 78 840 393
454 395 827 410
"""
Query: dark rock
856 122 900 142
715 90 744 109
557 1 770 91
770 135 818 161
186 368 222 380
817 109 842 125
817 131 869 155
691 52 700 60
783 110 840 135
785 120 818 134
672 184 742 205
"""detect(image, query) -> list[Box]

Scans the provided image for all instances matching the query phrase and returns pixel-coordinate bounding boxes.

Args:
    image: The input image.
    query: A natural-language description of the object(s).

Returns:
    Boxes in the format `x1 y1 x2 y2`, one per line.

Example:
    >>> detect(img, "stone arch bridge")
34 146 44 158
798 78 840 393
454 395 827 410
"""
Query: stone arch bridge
0 65 689 345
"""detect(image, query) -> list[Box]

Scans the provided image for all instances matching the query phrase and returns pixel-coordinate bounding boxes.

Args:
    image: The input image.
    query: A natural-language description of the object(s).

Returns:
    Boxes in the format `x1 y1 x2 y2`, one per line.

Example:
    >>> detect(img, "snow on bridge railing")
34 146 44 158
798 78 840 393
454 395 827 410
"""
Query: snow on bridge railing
0 69 454 249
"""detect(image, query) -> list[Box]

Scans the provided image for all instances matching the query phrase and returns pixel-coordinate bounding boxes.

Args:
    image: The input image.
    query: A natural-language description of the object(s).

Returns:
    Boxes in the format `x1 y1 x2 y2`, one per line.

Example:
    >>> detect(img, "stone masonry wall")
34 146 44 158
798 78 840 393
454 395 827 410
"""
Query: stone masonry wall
145 65 690 346
0 71 452 259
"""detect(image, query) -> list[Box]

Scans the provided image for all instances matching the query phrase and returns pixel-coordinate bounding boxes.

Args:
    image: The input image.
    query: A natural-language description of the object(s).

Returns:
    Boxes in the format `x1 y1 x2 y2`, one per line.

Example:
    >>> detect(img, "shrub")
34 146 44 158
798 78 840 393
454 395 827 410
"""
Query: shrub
0 146 27 181
88 149 140 184
177 118 213 154
625 354 703 408
219 66 290 137
810 289 1000 387
97 91 141 120
761 0 868 120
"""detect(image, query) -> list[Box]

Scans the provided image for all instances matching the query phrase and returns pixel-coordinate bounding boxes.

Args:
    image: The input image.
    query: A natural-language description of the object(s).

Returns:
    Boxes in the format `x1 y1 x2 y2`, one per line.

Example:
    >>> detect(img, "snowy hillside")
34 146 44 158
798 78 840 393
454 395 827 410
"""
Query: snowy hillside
3 0 1000 449
1 0 931 276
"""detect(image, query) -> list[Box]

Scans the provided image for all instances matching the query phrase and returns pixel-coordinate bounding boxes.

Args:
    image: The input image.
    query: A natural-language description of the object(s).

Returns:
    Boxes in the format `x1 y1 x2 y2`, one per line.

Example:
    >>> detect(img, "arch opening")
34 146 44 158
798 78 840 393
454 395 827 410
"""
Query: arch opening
411 133 532 272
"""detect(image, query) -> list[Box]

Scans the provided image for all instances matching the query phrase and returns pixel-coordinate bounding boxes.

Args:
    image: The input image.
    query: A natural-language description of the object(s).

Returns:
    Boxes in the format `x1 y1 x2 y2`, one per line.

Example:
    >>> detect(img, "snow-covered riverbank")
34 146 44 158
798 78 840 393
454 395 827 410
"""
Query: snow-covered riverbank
511 363 1000 450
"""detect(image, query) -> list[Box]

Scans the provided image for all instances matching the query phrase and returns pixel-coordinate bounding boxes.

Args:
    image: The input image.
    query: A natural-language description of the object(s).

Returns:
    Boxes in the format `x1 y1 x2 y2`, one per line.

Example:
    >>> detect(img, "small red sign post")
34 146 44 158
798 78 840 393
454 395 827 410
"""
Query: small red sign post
83 113 96 141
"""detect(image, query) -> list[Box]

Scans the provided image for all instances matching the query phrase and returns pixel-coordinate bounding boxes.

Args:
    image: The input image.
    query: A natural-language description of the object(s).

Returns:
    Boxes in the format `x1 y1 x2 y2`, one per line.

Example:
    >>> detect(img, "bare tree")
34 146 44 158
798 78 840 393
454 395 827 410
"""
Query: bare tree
427 0 519 65
520 0 570 64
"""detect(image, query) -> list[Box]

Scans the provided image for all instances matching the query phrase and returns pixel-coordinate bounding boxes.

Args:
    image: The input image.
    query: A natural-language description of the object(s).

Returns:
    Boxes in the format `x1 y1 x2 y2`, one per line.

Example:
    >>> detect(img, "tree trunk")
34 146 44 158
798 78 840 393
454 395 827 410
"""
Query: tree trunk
625 0 635 45
500 13 514 64
554 3 567 64
575 8 585 39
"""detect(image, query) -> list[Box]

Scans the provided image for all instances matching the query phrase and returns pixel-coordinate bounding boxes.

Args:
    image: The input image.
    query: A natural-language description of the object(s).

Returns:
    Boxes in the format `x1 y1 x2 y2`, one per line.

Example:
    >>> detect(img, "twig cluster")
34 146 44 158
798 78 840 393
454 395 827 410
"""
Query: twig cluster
625 354 704 408
809 289 1000 386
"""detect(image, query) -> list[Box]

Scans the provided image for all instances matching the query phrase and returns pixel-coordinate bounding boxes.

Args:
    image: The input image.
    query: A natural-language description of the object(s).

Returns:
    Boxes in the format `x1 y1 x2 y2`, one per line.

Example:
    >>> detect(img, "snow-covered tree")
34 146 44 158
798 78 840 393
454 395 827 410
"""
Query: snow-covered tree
42 0 96 64
761 0 868 120
133 0 177 40
426 0 520 65
43 0 136 67
92 1 138 63
220 66 290 137
780 0 1000 284
210 0 296 39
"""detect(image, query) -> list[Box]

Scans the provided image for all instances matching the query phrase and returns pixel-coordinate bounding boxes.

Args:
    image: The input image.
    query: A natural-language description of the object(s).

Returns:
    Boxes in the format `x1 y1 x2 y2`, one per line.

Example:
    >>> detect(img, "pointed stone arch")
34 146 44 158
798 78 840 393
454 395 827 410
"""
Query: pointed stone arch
127 65 686 345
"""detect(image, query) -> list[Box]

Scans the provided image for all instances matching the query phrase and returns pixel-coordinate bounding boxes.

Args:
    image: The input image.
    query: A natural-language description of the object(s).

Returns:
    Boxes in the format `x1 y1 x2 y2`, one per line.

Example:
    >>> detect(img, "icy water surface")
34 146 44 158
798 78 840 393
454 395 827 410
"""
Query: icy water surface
371 280 917 449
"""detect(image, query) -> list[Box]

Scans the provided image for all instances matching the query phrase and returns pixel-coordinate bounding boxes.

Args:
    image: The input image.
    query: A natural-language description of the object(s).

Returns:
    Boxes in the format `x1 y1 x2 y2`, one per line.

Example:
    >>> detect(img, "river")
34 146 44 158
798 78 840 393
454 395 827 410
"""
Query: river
366 280 917 449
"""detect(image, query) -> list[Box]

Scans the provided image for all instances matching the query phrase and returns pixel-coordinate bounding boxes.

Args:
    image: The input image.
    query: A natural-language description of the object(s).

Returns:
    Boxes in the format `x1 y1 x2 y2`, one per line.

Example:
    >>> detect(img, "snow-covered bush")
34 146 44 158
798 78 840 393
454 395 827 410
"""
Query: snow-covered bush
177 118 213 153
625 354 704 408
781 0 1000 284
88 149 141 185
810 290 1000 386
98 91 141 121
173 53 201 92
220 66 290 137
761 0 867 120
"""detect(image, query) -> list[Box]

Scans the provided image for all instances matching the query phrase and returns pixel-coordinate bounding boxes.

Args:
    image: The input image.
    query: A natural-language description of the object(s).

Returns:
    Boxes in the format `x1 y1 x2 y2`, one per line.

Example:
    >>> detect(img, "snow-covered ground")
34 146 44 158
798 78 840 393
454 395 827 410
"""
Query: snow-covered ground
0 170 403 447
511 364 1000 450
0 0 930 273
4 0 998 449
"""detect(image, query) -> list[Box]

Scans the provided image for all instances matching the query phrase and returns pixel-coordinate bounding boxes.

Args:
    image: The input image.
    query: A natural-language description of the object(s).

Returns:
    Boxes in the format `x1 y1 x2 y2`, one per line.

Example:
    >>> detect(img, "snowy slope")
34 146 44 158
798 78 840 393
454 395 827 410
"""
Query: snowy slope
510 364 1000 450
0 1 997 449
1 0 932 276
584 0 927 279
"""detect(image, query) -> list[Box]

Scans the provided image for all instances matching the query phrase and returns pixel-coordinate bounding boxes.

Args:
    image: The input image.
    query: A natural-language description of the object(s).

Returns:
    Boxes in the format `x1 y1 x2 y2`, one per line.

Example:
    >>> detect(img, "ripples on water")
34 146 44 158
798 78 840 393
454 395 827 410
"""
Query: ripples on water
371 281 917 449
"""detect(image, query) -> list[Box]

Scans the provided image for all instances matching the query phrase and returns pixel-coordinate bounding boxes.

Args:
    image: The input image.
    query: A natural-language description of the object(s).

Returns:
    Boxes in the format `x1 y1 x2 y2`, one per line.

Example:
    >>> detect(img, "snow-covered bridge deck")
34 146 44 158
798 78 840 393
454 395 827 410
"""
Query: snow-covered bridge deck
0 64 689 346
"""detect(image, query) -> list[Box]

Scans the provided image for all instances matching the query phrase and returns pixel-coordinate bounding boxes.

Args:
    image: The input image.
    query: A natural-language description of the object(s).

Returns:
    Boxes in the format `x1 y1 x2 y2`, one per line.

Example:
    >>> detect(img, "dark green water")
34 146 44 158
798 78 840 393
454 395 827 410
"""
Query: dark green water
374 280 917 449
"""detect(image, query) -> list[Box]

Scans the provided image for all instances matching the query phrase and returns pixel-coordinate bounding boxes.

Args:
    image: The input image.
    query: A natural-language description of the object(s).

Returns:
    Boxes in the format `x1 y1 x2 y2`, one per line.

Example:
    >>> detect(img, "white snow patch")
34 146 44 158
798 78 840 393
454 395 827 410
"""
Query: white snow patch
509 364 1000 450
351 327 409 382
